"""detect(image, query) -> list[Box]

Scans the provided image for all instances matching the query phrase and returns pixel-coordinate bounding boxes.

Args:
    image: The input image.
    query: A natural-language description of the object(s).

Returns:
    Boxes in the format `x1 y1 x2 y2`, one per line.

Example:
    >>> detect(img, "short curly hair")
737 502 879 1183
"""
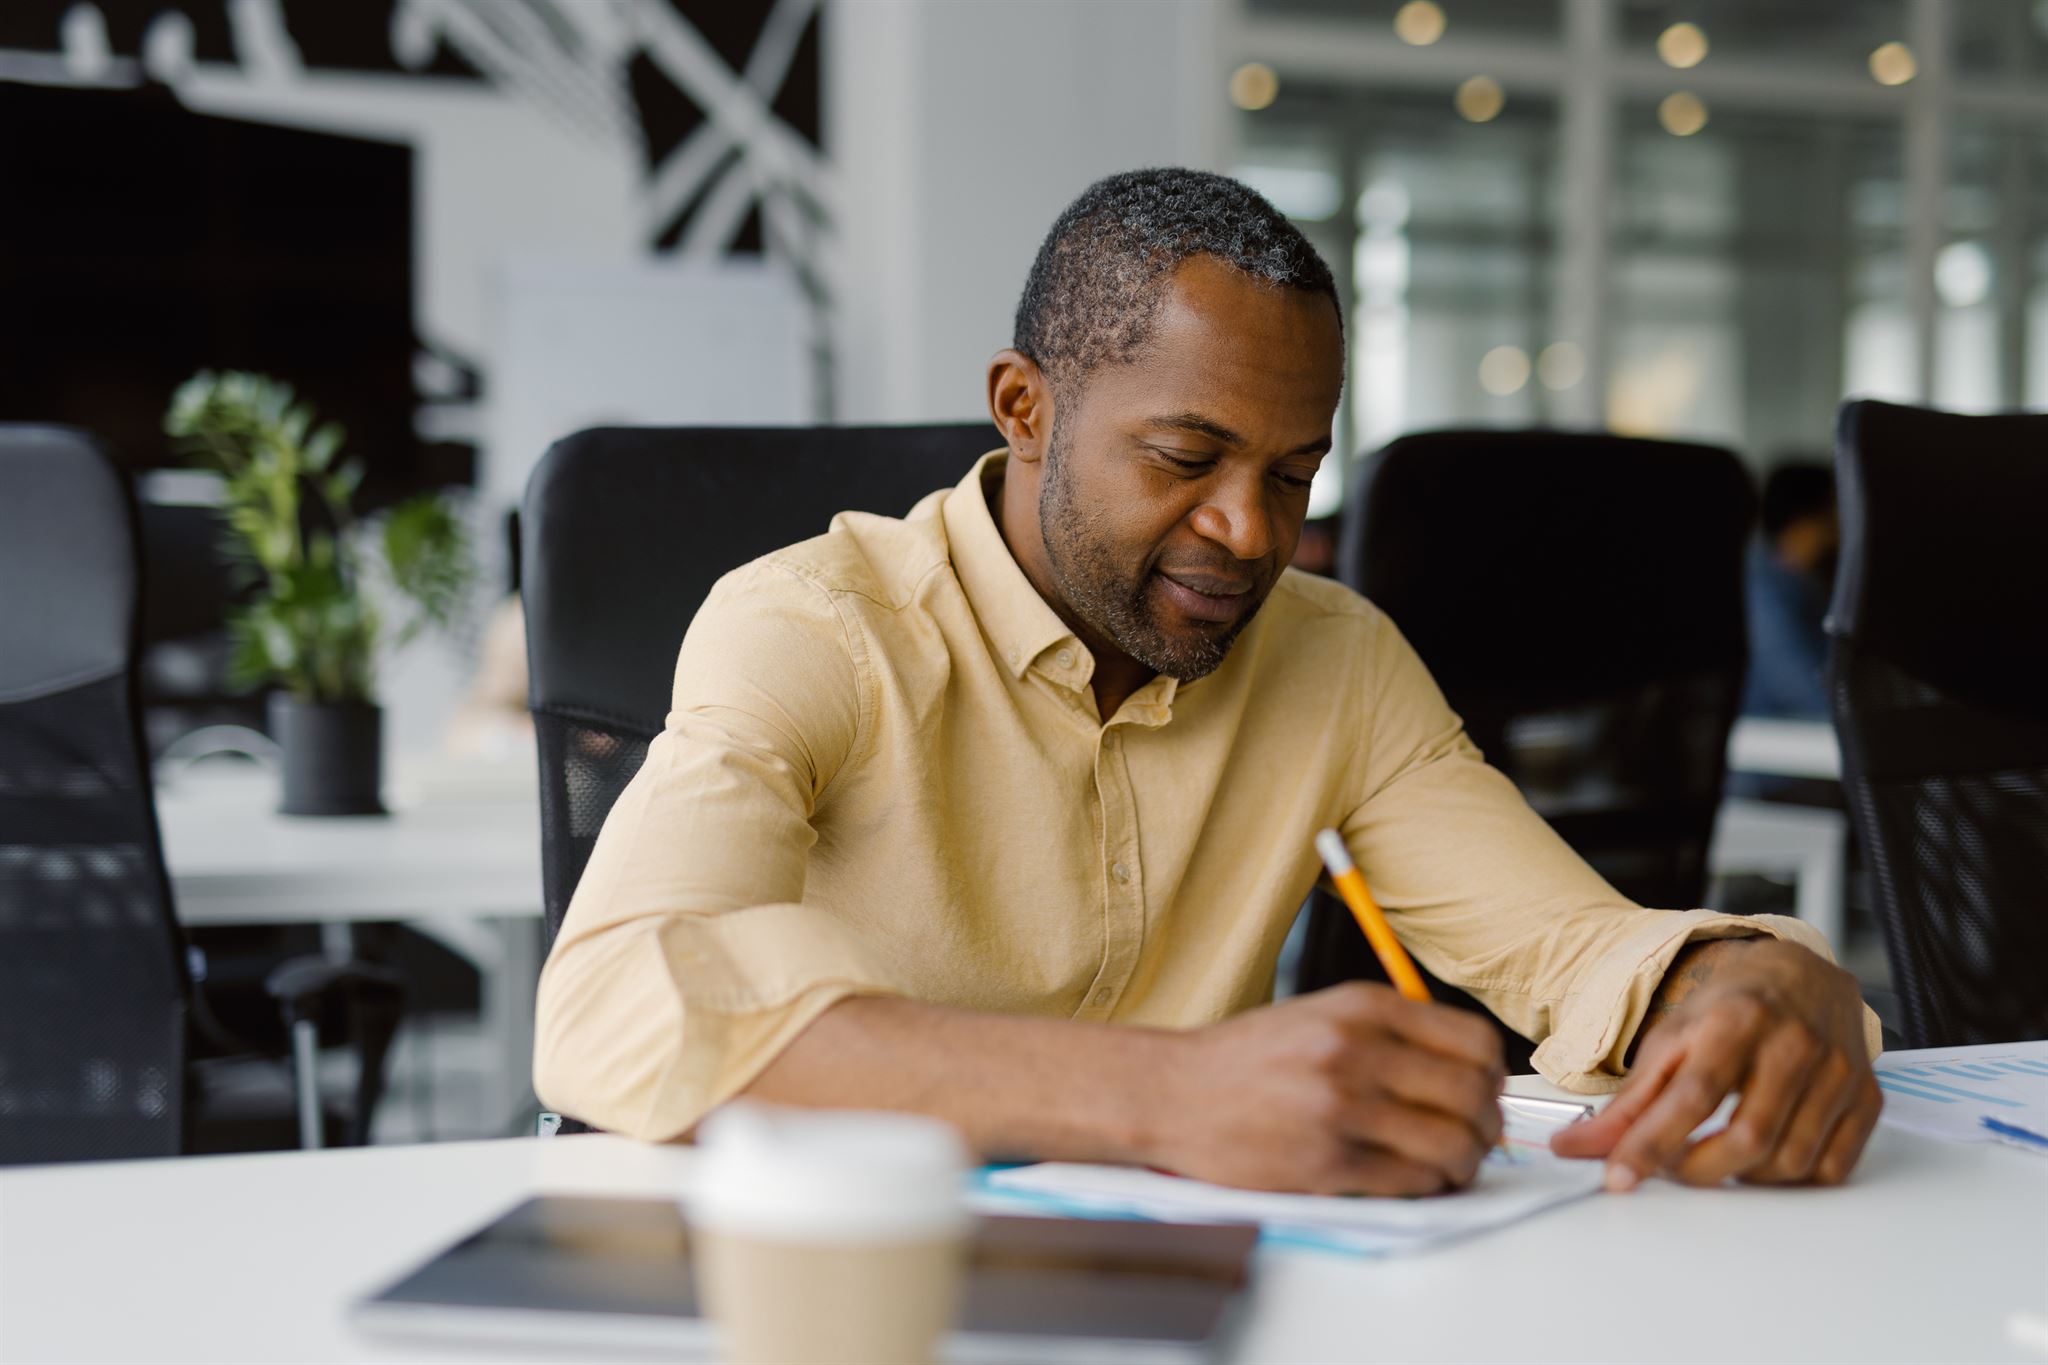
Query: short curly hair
1013 167 1342 394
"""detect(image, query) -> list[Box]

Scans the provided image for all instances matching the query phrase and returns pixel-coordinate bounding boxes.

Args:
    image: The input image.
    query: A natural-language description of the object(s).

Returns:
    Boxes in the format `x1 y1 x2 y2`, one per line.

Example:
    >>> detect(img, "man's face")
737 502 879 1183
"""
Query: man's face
1036 257 1345 682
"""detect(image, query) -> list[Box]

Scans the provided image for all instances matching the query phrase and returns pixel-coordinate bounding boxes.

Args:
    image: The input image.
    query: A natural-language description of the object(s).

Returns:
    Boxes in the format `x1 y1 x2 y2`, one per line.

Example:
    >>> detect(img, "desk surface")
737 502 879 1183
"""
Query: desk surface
2 1070 2040 1365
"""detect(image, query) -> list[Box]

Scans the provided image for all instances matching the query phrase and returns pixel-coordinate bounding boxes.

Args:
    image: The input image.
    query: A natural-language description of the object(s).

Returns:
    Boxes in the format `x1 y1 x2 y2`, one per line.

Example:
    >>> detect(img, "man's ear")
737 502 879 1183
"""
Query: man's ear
987 349 1052 466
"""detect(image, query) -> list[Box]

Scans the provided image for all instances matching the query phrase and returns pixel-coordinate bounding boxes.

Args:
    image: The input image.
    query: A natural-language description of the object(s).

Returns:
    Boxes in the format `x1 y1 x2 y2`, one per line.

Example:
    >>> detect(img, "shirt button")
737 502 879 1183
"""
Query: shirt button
1111 861 1130 884
1056 648 1074 669
1092 987 1113 1007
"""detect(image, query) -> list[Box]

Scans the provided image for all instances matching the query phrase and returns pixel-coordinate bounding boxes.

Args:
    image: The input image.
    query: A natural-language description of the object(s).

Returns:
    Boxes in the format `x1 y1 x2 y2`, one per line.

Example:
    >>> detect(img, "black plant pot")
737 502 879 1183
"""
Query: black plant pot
269 694 386 816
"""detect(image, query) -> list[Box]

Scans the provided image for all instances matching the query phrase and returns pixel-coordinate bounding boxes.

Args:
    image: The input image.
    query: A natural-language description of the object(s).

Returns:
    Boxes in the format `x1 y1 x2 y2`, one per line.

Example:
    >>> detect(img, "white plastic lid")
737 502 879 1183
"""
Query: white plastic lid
688 1102 972 1243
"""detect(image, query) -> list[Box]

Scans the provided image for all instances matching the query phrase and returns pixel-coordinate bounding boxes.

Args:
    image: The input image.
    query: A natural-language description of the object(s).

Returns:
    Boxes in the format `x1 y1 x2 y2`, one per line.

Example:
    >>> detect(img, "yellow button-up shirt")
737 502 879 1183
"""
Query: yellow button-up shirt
535 452 1866 1140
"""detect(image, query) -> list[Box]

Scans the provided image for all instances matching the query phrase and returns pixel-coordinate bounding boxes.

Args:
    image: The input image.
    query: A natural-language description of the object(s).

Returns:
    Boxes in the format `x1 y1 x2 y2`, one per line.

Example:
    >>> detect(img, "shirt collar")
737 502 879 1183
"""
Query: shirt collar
941 452 1182 726
943 451 1077 682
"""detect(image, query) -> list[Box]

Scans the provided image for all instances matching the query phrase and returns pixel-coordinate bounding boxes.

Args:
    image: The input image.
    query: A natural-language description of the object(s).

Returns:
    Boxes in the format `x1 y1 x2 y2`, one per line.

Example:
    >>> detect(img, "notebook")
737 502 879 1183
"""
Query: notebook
350 1195 1258 1363
984 1118 1605 1256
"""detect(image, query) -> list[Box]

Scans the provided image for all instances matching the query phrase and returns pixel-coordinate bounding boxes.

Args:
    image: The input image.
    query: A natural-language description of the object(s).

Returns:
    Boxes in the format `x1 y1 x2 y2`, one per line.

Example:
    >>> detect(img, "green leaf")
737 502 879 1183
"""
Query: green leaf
162 368 470 705
306 423 346 472
381 493 474 644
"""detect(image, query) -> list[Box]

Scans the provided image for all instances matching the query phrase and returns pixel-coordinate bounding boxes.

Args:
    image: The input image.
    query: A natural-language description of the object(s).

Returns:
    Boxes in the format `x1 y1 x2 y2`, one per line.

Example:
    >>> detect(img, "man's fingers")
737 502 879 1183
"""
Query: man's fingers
1601 1001 1769 1188
1334 1094 1492 1189
1813 1074 1883 1185
1315 1143 1452 1198
1362 990 1506 1073
1670 1023 1825 1186
1549 1042 1684 1159
1737 1048 1858 1185
1367 1040 1504 1141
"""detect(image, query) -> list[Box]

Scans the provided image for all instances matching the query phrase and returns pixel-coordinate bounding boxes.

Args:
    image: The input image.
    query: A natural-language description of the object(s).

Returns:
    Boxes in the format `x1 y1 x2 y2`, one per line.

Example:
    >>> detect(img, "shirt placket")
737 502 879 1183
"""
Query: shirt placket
1028 643 1162 1022
1079 719 1145 1020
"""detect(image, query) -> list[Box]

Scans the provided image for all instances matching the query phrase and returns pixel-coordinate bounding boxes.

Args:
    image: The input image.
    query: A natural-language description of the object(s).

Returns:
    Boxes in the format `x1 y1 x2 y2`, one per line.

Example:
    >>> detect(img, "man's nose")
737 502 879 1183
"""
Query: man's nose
1188 470 1278 562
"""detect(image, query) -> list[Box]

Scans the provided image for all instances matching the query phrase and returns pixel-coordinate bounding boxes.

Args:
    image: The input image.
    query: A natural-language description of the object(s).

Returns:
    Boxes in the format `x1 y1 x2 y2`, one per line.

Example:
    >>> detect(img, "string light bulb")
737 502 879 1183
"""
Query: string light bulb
1479 346 1531 396
1394 1 1447 46
1538 342 1586 391
1455 76 1505 123
1228 62 1279 111
1869 41 1917 86
1656 22 1708 69
1658 91 1709 136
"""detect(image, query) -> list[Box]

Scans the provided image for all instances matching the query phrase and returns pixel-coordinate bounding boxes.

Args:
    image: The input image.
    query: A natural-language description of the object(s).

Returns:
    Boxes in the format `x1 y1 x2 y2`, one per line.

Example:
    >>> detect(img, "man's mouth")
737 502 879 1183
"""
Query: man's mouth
1153 569 1255 623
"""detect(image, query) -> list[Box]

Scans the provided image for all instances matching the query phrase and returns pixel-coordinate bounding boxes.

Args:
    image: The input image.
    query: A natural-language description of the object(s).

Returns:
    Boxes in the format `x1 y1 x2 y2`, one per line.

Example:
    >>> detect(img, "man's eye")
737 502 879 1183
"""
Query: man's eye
1158 452 1213 474
1274 470 1316 491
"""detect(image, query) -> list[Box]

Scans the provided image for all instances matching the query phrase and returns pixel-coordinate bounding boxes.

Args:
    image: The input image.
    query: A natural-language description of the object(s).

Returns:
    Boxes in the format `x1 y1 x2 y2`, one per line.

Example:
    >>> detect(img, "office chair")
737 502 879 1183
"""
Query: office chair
522 424 997 955
1828 400 2048 1047
1297 430 1755 1070
0 426 405 1164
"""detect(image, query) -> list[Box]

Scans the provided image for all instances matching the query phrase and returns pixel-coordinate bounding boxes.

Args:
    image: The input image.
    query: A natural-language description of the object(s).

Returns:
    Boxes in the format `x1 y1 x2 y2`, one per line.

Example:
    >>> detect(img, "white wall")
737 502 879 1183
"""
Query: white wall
825 0 1231 424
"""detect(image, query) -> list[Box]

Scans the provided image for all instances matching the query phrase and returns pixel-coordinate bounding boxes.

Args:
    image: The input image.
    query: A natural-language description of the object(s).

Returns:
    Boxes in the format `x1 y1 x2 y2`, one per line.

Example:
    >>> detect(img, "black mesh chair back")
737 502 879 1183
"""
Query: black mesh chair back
522 425 997 948
0 427 187 1162
1828 400 2048 1047
1298 430 1754 1064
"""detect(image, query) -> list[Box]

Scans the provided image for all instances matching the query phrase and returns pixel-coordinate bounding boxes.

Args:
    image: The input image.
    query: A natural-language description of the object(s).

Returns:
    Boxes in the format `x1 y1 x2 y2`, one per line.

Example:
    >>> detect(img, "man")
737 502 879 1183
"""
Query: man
536 169 1880 1196
1743 461 1840 721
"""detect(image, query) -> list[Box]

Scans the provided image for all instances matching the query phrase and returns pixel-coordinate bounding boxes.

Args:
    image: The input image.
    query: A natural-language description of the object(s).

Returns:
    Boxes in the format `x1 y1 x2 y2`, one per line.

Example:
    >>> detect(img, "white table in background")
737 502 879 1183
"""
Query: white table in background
1728 716 1842 781
1708 799 1849 946
1716 718 1849 945
2 1066 2040 1365
154 765 547 1133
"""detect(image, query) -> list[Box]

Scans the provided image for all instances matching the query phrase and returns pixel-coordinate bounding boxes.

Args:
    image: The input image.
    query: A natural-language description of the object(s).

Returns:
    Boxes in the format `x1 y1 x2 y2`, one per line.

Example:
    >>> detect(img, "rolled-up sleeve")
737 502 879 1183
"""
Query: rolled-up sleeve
532 561 907 1139
1340 610 1881 1094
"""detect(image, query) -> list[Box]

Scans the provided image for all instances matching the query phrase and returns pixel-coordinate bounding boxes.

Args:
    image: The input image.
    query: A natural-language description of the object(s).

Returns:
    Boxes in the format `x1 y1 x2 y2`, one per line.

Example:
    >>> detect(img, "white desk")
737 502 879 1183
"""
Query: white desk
2 1069 2041 1365
155 767 547 1132
1728 717 1842 781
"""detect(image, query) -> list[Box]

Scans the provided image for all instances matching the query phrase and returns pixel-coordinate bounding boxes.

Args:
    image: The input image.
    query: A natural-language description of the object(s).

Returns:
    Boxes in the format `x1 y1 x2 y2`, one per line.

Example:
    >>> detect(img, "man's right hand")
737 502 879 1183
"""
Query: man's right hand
1147 983 1506 1195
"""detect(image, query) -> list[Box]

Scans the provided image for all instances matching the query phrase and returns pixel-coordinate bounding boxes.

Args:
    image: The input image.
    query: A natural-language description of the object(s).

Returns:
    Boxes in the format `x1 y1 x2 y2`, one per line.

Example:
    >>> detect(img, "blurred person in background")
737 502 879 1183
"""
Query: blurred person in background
1743 461 1839 722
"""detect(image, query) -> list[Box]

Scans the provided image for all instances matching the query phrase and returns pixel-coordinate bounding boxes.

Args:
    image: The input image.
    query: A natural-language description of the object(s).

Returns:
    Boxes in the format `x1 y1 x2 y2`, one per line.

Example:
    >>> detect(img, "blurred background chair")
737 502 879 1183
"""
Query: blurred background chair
1828 400 2048 1048
1297 430 1755 1070
0 425 406 1163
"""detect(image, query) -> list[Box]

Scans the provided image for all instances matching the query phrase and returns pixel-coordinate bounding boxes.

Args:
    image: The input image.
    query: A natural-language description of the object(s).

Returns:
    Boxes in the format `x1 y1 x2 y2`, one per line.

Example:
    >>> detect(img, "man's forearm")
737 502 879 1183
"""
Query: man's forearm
739 996 1181 1163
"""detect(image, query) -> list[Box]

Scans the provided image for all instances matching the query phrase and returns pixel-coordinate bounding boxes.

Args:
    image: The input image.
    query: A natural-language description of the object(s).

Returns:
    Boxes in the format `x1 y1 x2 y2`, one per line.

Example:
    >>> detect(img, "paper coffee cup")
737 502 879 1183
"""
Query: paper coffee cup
690 1103 972 1365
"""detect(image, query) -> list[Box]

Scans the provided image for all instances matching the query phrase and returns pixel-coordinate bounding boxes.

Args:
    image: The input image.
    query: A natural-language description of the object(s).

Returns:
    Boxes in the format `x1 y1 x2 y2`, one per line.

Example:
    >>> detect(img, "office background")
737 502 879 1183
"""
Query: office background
0 0 2042 1146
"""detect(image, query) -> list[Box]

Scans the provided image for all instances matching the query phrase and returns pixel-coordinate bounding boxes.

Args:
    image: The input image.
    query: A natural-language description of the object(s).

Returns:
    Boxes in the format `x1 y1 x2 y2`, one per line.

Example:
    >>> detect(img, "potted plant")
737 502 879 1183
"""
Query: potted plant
165 371 472 815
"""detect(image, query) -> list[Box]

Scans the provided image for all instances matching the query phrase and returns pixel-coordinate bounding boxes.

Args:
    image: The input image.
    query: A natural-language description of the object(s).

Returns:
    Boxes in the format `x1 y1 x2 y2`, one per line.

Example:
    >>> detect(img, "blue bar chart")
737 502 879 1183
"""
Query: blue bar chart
1874 1045 2048 1145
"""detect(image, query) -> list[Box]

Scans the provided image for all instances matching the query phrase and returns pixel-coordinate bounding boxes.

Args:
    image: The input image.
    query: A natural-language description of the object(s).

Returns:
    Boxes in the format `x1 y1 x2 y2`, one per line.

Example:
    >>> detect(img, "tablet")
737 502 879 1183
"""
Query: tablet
351 1194 1256 1363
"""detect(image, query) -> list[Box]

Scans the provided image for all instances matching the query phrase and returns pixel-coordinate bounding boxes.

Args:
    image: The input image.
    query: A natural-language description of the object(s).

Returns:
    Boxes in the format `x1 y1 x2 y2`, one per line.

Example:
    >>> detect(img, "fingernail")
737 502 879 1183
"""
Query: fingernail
1604 1164 1639 1193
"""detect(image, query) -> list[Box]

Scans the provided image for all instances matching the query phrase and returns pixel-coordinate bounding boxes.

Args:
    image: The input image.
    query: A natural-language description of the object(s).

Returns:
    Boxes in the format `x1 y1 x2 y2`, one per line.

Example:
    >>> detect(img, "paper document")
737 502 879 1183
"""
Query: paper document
981 1120 1603 1256
1874 1041 2048 1147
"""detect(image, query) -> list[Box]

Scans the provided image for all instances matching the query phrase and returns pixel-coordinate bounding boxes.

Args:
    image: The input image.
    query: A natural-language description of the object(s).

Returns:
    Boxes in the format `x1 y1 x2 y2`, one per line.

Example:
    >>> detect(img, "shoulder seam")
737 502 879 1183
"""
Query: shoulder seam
764 545 953 613
741 558 874 803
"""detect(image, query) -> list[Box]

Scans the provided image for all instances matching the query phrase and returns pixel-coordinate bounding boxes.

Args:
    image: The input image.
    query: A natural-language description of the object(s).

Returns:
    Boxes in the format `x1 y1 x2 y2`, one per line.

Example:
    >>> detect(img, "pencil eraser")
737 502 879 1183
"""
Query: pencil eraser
1314 829 1353 875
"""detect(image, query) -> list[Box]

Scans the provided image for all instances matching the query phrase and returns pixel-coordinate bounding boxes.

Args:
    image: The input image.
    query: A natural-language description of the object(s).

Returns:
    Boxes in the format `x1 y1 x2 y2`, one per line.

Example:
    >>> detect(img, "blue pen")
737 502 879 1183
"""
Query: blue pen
1980 1116 2048 1153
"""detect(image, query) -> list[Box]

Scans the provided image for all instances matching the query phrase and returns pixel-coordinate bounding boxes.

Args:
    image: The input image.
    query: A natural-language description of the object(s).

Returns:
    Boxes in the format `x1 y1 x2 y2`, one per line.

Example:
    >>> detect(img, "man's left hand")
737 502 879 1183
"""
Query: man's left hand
1550 937 1881 1190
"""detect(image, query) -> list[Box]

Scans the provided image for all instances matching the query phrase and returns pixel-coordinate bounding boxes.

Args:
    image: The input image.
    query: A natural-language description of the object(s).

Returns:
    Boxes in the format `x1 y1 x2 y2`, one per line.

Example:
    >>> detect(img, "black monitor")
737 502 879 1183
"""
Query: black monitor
0 80 419 501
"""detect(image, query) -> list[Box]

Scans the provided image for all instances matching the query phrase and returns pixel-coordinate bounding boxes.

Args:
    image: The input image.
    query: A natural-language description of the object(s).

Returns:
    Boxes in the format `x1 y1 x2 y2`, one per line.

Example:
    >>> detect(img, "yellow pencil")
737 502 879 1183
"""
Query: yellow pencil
1313 829 1430 1001
1316 829 1508 1153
